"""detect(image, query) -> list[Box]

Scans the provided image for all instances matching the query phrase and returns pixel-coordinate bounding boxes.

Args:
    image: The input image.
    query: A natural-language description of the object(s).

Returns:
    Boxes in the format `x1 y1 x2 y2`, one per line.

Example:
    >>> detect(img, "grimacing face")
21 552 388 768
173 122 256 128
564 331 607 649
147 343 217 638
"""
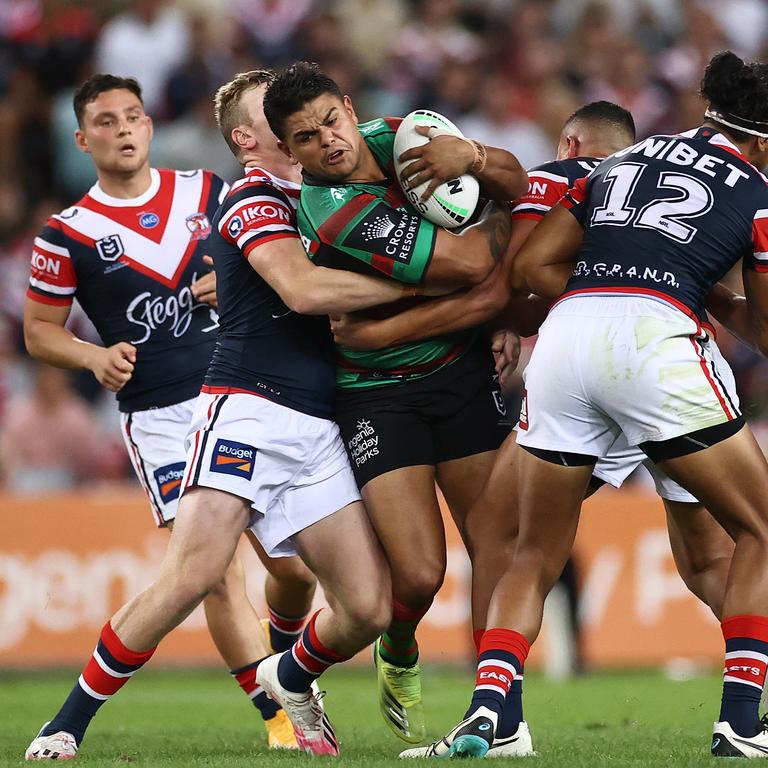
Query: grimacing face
278 93 364 181
75 88 153 176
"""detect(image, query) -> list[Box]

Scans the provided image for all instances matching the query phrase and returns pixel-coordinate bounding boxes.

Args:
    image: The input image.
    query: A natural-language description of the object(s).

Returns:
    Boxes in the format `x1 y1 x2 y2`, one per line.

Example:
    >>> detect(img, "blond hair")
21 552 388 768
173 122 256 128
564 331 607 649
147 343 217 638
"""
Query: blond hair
214 70 276 156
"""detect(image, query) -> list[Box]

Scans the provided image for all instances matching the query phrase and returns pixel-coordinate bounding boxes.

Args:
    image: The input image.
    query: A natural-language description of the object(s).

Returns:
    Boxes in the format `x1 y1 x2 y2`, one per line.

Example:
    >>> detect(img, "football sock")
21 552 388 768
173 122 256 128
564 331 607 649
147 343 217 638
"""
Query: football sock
41 622 156 745
471 628 524 738
277 610 352 693
267 605 308 653
378 598 431 667
231 659 280 721
466 627 530 724
719 615 768 737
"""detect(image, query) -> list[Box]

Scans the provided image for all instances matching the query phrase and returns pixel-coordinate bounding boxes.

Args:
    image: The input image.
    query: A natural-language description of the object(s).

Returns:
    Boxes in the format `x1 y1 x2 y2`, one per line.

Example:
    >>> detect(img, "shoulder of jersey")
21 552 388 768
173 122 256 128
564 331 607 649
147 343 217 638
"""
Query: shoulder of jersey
357 117 402 138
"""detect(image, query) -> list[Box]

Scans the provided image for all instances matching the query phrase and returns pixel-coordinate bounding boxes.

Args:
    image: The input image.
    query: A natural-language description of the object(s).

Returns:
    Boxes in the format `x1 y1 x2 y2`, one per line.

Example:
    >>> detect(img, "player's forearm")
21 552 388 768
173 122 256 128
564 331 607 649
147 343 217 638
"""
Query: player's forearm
705 283 754 347
24 319 101 371
290 267 405 315
490 292 554 337
475 146 528 203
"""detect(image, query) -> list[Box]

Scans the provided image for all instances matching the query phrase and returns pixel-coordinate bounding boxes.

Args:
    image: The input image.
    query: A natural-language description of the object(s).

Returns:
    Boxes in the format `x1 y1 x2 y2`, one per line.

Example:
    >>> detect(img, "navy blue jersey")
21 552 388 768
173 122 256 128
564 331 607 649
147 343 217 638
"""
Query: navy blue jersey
561 127 768 319
27 168 226 412
203 166 336 420
511 157 601 221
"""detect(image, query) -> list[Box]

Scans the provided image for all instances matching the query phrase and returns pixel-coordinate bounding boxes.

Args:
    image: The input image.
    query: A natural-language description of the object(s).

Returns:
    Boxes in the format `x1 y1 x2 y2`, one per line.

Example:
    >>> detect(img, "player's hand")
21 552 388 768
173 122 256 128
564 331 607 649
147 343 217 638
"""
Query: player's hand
491 329 521 393
191 255 217 309
398 127 476 202
88 342 136 392
329 313 387 350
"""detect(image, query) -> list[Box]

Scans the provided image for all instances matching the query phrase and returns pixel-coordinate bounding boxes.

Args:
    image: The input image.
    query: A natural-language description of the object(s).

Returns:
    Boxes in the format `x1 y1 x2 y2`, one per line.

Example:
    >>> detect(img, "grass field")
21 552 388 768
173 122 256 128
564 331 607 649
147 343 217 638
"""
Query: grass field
0 666 726 767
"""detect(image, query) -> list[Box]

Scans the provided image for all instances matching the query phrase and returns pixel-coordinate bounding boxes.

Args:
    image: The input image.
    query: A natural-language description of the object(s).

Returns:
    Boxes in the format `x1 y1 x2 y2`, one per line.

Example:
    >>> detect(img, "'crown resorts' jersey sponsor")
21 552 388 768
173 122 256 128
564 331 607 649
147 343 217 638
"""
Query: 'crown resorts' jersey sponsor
560 127 768 320
511 156 601 222
202 166 337 420
298 117 475 390
27 168 226 411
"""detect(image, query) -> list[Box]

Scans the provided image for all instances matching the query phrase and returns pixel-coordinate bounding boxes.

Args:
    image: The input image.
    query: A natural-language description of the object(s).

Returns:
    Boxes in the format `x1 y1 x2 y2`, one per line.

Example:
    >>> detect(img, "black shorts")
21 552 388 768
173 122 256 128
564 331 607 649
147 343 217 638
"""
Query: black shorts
334 344 511 488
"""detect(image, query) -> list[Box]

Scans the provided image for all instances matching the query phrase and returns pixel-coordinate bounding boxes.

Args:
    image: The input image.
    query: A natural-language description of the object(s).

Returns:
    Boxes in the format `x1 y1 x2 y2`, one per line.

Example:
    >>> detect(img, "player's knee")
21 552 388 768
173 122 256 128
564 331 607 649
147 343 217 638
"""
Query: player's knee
393 559 446 607
265 557 317 592
343 592 392 639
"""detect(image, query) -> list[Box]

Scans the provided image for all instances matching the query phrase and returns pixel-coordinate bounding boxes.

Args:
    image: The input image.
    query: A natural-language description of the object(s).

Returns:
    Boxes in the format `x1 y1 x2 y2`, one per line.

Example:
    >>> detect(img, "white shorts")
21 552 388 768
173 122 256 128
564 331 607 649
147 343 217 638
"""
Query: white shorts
591 332 738 504
120 398 196 527
517 293 740 458
182 392 361 557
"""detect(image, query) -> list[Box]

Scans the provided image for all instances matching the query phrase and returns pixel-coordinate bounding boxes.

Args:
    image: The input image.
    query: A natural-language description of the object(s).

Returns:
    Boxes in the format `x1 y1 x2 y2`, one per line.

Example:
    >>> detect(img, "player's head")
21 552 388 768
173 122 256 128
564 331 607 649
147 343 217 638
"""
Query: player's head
73 74 152 176
557 101 636 161
214 69 288 168
701 51 768 167
263 62 364 181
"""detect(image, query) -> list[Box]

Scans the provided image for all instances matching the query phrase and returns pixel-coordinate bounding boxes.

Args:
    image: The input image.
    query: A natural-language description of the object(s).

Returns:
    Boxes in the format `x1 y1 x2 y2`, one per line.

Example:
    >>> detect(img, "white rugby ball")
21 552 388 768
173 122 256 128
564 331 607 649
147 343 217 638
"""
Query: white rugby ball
393 109 480 229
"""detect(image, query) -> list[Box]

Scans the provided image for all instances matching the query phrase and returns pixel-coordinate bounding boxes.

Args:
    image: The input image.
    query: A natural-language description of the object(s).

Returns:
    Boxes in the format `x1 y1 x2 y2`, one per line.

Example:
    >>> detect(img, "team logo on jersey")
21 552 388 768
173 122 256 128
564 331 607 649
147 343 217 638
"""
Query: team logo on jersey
95 234 125 262
153 461 185 503
227 215 244 238
210 439 256 480
139 212 160 229
492 389 508 418
343 203 419 264
59 207 79 219
186 212 211 240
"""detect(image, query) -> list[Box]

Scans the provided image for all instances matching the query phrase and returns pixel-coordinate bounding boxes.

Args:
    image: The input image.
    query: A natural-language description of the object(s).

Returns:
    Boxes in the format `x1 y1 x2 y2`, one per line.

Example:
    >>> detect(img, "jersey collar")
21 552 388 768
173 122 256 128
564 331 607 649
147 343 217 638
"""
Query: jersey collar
88 168 161 207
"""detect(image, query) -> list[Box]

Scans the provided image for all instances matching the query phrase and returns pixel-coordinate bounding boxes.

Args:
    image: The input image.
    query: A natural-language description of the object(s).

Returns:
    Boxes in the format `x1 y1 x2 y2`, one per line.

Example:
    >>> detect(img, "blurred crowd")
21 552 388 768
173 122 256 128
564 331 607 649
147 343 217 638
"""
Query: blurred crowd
0 0 767 492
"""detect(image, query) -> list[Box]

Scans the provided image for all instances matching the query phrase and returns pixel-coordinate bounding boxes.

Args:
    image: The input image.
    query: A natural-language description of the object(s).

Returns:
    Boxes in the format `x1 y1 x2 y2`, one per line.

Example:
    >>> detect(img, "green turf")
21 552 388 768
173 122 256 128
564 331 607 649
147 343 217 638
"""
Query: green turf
0 666 725 766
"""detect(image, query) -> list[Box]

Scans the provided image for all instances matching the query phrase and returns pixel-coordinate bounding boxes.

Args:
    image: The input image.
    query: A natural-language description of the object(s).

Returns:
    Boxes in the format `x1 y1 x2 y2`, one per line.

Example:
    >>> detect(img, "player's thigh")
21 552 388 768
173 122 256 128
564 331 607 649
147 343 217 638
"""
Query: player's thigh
665 499 734 574
654 424 768 540
245 529 316 585
293 500 391 614
361 465 447 582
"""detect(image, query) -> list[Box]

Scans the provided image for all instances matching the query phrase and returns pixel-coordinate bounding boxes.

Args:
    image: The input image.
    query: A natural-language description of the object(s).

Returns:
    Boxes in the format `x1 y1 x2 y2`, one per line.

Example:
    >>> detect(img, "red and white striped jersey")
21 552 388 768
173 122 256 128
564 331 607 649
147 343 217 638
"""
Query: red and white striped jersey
27 168 228 411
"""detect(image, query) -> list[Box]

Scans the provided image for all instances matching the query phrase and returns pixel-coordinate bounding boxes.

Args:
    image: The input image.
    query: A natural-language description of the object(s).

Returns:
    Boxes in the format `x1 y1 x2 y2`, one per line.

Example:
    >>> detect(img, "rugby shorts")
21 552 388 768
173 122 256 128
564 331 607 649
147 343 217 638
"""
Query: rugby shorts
120 397 197 527
590 332 737 503
334 343 511 489
182 392 360 557
517 293 741 460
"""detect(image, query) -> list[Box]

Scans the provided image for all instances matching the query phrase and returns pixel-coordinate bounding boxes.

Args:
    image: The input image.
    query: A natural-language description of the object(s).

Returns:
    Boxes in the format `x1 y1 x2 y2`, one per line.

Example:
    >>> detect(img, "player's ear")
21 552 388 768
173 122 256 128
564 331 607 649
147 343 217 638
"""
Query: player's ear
343 95 358 125
564 134 580 159
146 114 154 141
74 128 90 154
232 125 256 153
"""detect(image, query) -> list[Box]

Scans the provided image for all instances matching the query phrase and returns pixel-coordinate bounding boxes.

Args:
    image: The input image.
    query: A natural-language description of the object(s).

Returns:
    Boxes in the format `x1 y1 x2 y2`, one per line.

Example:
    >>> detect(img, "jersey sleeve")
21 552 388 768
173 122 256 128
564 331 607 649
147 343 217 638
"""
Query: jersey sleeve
26 220 77 307
217 180 299 258
511 169 570 221
305 190 437 284
747 208 768 272
207 171 229 204
560 176 589 227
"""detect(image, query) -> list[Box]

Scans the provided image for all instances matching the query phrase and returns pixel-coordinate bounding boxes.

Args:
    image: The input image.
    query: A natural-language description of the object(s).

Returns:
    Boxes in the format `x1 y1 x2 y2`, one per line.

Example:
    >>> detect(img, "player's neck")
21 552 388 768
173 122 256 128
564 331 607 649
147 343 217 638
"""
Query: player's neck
95 164 154 200
244 155 301 184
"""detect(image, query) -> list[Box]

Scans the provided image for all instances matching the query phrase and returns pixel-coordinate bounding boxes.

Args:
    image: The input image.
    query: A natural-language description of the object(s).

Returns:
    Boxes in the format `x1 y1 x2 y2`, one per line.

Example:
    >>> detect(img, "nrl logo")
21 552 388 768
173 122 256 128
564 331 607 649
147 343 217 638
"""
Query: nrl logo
95 234 125 262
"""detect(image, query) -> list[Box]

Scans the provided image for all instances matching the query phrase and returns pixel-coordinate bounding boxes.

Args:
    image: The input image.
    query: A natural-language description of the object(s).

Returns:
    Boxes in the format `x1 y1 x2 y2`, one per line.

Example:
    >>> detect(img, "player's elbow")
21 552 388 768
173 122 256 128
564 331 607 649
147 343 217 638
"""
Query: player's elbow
508 167 528 201
23 321 44 360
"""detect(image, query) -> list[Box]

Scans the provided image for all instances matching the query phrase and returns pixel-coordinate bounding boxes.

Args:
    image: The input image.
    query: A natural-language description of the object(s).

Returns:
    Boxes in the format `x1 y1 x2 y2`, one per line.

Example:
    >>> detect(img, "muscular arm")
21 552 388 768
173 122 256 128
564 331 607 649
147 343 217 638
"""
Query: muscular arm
425 201 512 289
399 129 528 203
330 216 537 349
511 204 583 298
247 236 417 316
23 300 136 391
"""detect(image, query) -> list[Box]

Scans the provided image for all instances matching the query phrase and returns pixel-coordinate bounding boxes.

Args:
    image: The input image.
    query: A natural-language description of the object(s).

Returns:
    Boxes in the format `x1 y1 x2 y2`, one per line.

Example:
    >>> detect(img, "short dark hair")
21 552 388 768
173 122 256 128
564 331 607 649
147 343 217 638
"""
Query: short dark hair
73 74 143 127
565 101 636 142
263 62 343 141
700 51 768 142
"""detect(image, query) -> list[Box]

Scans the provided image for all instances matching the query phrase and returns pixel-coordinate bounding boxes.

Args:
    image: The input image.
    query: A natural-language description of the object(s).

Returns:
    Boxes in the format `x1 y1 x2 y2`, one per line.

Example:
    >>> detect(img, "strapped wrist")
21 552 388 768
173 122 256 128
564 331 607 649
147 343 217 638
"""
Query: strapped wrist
469 140 487 174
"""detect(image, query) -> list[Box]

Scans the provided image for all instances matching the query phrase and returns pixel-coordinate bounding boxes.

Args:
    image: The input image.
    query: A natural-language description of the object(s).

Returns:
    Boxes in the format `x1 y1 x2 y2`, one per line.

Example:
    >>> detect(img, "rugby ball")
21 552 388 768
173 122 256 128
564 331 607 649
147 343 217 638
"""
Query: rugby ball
393 110 480 229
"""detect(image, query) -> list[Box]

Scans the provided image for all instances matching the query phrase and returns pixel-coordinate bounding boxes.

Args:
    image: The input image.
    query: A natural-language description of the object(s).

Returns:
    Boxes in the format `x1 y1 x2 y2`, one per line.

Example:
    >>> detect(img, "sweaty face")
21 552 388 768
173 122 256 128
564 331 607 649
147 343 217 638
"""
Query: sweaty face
76 89 152 176
280 94 362 181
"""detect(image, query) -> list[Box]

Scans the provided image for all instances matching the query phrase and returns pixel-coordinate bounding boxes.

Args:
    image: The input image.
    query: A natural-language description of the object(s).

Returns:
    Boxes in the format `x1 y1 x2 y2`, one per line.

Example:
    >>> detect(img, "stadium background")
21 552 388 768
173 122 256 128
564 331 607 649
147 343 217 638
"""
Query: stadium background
1 0 767 673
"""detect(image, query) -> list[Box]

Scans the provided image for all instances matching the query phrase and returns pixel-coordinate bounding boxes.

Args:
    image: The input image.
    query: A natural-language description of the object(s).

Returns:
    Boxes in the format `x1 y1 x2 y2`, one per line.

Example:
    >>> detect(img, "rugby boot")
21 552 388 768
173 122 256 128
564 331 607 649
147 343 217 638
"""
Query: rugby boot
486 721 535 757
712 716 768 757
399 707 498 759
264 708 299 749
375 637 426 743
25 723 77 761
256 653 339 756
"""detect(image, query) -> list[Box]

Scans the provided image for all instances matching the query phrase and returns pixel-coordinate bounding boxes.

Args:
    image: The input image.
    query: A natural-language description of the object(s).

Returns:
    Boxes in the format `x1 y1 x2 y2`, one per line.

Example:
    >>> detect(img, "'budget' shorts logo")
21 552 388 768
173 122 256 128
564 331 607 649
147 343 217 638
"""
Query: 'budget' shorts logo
153 461 185 503
210 439 256 480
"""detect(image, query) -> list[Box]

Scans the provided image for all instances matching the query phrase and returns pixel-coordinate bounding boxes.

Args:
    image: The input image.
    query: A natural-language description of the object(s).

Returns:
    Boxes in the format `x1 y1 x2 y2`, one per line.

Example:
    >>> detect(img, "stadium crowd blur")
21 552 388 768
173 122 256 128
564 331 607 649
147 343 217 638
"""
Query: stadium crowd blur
1 0 767 492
